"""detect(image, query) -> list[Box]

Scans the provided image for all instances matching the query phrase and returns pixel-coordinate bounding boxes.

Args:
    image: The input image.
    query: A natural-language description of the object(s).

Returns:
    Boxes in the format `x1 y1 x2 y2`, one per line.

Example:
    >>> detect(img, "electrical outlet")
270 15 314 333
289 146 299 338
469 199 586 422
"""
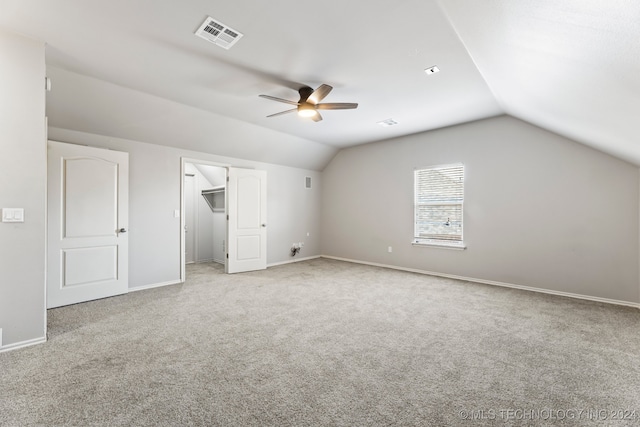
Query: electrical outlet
388 246 393 253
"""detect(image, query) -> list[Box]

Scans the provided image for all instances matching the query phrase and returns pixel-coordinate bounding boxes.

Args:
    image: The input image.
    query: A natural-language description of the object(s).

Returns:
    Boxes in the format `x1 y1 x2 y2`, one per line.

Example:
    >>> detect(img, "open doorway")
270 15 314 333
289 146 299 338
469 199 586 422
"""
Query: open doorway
180 158 268 281
181 158 228 281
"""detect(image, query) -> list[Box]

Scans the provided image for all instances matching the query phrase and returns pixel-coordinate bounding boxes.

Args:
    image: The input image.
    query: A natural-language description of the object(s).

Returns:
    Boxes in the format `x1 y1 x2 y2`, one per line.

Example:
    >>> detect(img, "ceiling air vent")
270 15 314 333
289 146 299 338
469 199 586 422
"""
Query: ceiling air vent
195 16 243 50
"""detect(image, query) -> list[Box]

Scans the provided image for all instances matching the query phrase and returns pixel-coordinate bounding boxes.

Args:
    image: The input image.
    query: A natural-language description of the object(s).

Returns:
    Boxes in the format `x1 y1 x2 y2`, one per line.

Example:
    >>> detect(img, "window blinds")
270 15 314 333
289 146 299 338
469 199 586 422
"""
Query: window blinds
414 163 464 242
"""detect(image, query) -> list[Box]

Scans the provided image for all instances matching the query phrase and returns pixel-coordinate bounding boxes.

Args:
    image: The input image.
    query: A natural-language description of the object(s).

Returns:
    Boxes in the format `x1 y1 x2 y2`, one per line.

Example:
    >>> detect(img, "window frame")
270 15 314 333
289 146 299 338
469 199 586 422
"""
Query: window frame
412 163 466 250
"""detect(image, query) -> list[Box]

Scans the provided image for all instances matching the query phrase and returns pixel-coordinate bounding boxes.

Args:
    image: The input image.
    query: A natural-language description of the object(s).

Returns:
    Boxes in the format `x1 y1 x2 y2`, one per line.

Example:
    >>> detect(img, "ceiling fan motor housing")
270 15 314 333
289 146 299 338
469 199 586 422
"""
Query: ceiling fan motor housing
298 86 314 102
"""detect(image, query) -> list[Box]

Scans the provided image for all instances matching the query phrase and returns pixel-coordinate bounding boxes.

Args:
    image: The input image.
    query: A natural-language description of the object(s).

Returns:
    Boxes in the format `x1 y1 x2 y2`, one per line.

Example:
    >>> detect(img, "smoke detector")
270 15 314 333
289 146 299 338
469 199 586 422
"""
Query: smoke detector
377 118 399 127
195 16 243 49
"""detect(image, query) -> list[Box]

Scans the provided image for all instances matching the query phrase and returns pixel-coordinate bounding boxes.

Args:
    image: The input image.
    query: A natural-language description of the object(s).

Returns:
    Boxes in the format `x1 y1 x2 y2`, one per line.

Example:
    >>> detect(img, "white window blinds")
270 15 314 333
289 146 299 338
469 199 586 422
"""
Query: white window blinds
414 163 464 244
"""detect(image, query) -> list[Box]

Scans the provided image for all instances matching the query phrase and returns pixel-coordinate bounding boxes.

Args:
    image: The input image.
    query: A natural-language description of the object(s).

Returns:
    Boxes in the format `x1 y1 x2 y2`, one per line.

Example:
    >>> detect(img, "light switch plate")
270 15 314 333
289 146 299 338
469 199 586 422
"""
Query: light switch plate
2 208 25 223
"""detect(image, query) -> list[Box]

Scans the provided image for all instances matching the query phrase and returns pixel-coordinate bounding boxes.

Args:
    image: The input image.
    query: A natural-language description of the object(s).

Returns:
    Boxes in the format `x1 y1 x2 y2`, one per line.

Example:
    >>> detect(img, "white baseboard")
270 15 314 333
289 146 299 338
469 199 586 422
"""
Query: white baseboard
321 255 640 309
0 336 47 354
129 280 183 293
268 255 321 267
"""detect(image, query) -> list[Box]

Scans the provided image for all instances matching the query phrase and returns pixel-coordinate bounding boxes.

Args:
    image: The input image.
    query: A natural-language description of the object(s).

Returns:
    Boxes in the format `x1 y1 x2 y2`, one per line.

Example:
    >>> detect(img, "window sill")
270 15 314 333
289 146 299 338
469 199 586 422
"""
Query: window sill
412 240 467 250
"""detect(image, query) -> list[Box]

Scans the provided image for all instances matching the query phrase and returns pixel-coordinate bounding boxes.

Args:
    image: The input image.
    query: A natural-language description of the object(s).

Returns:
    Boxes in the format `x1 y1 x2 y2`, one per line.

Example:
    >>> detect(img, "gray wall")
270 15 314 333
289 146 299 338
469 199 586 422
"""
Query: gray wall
0 30 46 348
321 116 640 303
48 127 322 289
185 163 216 263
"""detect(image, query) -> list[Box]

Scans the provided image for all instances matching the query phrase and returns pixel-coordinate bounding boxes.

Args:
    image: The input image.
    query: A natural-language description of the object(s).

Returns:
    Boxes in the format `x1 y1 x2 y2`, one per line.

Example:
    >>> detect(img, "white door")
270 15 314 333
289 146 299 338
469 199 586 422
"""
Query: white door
47 141 129 308
184 174 195 264
226 168 267 274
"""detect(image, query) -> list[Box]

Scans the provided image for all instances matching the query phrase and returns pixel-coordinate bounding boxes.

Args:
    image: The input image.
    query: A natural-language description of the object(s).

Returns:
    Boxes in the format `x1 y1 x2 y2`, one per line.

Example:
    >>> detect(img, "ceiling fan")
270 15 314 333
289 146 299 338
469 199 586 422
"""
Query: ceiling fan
259 84 358 122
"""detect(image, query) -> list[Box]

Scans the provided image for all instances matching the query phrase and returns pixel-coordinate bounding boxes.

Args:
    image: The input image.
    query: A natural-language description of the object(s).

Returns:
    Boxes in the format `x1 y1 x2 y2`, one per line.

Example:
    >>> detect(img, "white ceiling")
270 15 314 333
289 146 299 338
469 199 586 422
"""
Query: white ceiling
1 0 638 170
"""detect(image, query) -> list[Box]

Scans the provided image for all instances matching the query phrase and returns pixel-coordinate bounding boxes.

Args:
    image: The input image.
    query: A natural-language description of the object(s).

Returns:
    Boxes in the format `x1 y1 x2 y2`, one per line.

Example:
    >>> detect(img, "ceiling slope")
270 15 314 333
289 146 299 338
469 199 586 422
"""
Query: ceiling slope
1 0 637 167
439 0 640 165
0 0 501 170
45 66 338 171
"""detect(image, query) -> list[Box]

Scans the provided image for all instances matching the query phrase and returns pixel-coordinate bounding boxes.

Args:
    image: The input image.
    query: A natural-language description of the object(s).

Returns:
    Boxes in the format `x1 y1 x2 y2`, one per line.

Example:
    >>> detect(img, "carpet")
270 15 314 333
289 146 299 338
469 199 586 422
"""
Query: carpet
1 258 639 426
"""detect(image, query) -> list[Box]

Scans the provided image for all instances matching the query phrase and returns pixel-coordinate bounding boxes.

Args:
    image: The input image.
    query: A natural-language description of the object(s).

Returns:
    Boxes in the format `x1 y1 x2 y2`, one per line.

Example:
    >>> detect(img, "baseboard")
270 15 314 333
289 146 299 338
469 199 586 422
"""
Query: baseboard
268 255 321 267
0 336 47 354
129 280 183 293
321 255 640 309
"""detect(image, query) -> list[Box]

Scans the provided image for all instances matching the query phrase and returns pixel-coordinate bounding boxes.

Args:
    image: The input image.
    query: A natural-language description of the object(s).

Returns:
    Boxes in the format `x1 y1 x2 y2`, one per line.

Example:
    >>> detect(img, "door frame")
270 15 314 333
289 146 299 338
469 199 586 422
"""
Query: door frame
180 157 230 282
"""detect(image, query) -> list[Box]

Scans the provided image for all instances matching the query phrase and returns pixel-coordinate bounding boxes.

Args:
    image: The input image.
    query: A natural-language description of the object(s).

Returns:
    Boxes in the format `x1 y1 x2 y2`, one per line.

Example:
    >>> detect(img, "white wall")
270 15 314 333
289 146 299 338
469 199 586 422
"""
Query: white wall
193 164 227 263
194 168 215 263
0 30 46 348
185 163 219 263
48 127 322 289
321 116 640 304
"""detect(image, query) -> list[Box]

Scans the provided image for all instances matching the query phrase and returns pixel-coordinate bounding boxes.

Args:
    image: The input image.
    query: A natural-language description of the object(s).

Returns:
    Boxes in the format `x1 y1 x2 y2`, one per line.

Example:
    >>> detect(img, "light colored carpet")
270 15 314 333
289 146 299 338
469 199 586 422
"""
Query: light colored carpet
1 258 640 426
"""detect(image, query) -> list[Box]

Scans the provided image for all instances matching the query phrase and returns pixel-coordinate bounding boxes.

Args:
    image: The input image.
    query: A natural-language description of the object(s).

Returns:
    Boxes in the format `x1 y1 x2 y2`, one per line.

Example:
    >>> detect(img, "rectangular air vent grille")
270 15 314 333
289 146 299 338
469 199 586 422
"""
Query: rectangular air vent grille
195 17 243 50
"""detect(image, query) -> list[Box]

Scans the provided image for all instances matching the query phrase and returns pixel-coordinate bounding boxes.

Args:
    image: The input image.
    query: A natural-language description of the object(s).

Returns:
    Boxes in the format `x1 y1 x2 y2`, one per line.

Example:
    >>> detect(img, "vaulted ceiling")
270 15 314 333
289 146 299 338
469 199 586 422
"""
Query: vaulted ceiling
1 0 638 170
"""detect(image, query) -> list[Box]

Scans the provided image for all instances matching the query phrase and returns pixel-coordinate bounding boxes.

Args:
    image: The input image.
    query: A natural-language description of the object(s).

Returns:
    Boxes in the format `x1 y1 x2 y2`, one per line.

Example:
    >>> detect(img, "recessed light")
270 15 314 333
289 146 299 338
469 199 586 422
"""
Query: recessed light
377 119 398 127
424 65 440 75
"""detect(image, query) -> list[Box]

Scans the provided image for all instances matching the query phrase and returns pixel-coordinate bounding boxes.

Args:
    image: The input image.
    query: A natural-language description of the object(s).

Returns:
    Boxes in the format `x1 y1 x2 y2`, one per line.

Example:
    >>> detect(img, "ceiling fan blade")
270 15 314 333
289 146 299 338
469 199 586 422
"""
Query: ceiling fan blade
266 108 297 118
311 111 323 122
316 102 358 110
307 84 333 104
259 94 300 106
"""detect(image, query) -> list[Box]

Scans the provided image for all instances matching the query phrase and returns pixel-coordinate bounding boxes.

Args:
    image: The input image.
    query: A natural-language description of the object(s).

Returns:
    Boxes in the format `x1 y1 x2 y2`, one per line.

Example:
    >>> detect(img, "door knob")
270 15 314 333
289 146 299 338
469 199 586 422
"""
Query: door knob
261 224 267 227
118 228 127 233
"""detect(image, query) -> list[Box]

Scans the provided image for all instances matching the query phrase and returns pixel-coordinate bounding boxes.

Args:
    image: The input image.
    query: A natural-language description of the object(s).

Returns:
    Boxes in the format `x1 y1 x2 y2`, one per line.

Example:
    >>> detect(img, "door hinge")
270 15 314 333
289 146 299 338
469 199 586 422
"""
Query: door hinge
227 215 229 220
226 253 229 259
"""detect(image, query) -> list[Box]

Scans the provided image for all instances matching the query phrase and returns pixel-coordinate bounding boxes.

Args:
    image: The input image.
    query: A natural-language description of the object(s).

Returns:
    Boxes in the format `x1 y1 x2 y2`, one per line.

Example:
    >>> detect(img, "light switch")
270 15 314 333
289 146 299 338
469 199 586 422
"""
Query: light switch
2 208 25 223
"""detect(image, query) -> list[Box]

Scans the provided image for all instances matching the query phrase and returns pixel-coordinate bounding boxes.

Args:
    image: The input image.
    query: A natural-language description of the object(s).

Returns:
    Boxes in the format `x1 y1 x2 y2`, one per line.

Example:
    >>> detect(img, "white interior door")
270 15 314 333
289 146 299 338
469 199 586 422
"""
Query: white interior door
226 168 267 274
47 141 129 308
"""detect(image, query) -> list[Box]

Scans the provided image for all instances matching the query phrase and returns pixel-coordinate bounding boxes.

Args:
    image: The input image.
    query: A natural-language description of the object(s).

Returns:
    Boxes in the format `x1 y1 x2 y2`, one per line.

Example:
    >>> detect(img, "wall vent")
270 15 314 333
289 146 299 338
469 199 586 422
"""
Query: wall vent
195 16 243 49
305 176 312 189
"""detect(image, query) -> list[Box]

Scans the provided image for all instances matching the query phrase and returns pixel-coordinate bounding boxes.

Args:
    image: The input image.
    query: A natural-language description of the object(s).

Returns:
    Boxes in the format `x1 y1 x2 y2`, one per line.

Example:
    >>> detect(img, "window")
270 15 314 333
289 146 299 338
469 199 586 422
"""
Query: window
413 163 465 249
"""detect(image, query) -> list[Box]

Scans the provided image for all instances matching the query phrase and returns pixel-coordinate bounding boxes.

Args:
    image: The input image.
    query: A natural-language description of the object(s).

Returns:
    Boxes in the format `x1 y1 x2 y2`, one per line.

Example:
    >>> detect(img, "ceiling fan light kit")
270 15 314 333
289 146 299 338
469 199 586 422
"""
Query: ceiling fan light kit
259 84 358 122
297 104 318 118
